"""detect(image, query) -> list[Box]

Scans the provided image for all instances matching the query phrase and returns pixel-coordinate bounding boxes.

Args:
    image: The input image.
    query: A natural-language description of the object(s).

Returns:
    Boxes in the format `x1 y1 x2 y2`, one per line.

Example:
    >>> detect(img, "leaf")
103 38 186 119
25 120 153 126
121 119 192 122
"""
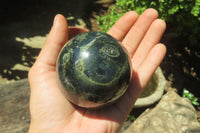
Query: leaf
182 88 200 107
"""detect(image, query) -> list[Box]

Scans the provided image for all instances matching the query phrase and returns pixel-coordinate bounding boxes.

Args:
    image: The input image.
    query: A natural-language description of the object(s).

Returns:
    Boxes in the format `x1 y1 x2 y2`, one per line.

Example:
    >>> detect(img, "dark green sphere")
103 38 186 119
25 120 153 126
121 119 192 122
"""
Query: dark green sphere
57 31 131 108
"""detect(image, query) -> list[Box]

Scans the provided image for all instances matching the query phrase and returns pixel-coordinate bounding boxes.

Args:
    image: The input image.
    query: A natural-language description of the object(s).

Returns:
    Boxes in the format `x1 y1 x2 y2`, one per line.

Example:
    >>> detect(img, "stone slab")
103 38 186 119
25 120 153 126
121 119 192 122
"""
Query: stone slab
124 91 200 133
0 79 30 133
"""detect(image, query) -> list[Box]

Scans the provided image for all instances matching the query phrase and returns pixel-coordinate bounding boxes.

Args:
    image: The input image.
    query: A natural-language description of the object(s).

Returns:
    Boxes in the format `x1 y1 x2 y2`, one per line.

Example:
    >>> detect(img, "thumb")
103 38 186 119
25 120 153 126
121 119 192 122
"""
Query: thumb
36 14 69 67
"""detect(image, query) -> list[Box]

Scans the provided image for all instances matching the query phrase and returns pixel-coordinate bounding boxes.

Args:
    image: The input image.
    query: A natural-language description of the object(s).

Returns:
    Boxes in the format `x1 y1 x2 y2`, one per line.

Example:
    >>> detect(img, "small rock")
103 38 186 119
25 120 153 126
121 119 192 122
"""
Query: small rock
21 116 26 120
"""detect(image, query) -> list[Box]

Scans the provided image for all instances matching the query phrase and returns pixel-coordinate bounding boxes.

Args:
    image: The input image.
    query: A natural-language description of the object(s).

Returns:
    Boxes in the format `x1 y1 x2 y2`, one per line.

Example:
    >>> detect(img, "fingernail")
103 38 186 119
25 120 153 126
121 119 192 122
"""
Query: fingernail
53 15 58 26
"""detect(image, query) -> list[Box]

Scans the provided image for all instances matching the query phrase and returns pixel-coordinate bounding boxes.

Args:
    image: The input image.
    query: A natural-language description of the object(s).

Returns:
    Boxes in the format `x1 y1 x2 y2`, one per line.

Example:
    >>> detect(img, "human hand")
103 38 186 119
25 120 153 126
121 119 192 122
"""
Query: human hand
28 8 166 133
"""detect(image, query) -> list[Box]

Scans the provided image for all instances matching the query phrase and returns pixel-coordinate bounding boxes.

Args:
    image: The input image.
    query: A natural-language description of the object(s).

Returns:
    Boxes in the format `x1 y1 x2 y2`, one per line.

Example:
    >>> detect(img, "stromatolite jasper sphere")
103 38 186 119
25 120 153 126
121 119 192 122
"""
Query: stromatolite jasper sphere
57 31 131 108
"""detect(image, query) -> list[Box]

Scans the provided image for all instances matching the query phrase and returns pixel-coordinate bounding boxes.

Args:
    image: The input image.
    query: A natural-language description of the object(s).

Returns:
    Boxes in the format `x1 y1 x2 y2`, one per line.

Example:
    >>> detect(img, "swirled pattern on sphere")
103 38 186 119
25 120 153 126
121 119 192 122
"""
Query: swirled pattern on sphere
57 31 131 108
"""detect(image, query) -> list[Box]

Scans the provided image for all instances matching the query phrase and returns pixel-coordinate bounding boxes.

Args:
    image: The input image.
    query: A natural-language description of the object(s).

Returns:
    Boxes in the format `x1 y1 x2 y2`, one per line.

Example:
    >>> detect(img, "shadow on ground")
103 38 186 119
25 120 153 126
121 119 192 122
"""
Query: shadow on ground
0 0 106 82
160 26 200 99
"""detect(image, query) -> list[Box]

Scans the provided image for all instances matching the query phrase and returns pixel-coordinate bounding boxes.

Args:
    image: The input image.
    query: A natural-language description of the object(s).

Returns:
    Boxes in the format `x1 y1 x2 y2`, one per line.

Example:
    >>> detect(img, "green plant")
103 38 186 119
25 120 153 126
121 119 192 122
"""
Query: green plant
127 114 136 122
182 88 200 106
97 0 200 45
97 6 124 32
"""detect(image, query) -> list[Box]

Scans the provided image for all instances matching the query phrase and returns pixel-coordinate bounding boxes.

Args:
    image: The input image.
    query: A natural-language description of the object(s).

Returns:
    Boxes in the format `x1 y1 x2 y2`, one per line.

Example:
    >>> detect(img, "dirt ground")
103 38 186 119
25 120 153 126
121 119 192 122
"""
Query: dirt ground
0 0 106 84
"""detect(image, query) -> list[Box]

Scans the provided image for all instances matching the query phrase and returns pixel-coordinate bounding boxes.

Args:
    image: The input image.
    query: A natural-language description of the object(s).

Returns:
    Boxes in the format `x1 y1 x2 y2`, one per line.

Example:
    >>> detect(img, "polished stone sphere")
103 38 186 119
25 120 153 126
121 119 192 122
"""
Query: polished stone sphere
57 31 131 108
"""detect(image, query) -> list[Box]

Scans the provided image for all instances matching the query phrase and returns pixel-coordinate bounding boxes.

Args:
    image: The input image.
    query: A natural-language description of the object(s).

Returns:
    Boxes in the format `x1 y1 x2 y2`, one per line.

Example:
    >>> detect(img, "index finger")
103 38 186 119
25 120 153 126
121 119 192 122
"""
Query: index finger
107 11 139 41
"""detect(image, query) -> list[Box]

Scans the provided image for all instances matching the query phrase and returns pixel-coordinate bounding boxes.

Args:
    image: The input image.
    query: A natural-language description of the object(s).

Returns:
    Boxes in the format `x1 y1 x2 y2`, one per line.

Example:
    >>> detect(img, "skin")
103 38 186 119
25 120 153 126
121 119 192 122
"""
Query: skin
28 8 167 133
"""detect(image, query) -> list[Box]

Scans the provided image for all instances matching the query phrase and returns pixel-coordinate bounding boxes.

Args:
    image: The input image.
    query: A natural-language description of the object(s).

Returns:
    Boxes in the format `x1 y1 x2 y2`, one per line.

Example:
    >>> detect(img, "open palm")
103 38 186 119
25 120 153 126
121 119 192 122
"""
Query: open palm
28 9 166 133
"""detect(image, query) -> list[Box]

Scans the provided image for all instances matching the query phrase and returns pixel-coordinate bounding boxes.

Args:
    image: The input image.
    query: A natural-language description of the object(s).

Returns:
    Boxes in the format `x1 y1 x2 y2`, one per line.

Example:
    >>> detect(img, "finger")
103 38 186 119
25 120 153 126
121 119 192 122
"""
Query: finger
37 14 69 67
122 8 159 56
132 19 166 70
107 11 139 41
136 44 166 89
119 44 166 111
